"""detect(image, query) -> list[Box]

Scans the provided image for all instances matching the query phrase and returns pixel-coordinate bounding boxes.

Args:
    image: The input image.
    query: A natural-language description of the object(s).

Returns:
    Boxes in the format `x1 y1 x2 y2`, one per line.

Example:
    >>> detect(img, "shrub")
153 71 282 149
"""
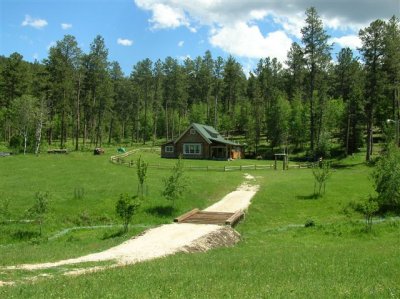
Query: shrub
304 219 315 228
162 156 187 206
27 191 50 236
116 194 141 233
312 160 332 197
372 143 400 213
136 156 148 199
348 196 379 232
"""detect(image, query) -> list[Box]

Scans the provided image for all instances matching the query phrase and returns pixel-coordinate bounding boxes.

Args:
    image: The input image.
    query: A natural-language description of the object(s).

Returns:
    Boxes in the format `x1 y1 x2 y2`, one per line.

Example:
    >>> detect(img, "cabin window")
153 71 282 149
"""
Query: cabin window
165 146 174 153
183 143 201 155
190 129 196 135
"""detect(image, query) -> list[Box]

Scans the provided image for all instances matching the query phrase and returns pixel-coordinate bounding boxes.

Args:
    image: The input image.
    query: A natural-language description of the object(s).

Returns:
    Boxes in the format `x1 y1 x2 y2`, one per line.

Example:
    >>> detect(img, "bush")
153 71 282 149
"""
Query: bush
116 194 141 233
162 156 187 206
9 135 23 152
27 191 50 236
304 219 315 228
348 196 379 231
372 143 400 213
312 160 332 197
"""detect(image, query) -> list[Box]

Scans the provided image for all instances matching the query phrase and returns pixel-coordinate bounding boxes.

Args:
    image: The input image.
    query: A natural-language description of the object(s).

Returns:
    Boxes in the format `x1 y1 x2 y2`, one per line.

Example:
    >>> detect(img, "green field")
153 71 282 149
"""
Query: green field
0 148 399 298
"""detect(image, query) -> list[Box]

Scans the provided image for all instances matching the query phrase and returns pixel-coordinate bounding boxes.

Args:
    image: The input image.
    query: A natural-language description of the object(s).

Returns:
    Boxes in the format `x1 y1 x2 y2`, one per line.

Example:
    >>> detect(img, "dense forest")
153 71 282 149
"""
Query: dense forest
0 8 399 161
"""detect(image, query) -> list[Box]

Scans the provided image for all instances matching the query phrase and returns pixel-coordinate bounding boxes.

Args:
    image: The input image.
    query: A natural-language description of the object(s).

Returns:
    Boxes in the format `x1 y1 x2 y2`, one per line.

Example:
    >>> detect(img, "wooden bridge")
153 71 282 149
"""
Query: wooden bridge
174 208 244 227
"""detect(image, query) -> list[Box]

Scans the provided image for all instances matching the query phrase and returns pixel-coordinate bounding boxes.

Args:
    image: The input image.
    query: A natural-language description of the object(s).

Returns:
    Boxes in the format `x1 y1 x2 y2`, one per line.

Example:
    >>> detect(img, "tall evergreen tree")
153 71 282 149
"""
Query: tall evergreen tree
152 59 164 141
359 20 386 161
334 48 364 155
212 56 224 129
46 35 81 148
301 7 332 154
131 59 153 144
0 52 29 142
199 50 214 122
285 42 306 100
383 16 400 146
247 72 263 154
82 35 111 147
222 56 245 135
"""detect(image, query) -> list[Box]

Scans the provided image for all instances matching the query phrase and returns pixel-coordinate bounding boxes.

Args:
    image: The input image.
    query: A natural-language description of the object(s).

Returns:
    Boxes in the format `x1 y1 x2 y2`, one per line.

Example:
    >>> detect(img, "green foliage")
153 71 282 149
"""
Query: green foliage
315 131 332 158
28 191 50 236
266 95 291 149
312 160 332 197
304 219 315 227
334 48 365 155
359 19 386 161
162 156 186 206
372 143 400 212
349 196 379 231
301 6 332 153
136 156 148 198
289 94 307 150
11 95 38 154
0 9 398 156
115 194 141 233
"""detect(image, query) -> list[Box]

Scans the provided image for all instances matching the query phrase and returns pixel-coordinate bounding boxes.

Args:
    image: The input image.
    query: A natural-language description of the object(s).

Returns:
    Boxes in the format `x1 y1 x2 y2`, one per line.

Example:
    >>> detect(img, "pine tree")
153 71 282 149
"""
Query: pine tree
301 7 332 154
334 48 364 155
383 16 400 146
46 35 81 148
359 20 386 161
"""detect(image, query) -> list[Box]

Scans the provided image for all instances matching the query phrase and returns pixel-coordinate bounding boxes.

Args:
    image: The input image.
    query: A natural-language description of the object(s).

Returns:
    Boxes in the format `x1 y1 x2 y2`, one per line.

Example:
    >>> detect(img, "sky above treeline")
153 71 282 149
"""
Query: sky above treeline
0 0 398 76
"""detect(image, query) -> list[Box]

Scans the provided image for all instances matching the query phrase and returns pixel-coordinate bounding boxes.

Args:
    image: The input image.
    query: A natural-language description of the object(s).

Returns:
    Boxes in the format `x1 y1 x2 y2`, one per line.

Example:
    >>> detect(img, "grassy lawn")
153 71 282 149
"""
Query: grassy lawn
0 147 244 265
1 149 399 298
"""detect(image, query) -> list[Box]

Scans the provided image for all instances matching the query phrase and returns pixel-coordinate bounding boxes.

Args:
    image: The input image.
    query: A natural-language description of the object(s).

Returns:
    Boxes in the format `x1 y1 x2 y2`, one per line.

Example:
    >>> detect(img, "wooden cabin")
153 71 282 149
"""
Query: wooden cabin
161 123 243 160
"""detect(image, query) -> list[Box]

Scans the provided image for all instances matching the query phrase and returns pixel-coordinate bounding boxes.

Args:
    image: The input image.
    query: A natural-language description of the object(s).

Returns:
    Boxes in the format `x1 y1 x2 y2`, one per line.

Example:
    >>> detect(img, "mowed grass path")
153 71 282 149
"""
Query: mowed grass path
1 151 400 298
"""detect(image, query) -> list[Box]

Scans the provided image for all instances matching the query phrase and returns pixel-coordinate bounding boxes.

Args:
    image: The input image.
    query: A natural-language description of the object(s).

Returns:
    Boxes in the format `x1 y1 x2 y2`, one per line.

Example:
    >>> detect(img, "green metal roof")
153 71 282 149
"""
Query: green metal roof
191 123 240 146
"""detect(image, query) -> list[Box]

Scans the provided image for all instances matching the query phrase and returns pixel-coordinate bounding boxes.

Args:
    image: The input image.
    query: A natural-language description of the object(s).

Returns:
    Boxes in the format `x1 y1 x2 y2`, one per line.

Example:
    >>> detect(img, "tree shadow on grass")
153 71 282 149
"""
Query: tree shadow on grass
145 205 176 217
296 194 320 200
330 162 365 169
12 230 40 240
101 229 124 240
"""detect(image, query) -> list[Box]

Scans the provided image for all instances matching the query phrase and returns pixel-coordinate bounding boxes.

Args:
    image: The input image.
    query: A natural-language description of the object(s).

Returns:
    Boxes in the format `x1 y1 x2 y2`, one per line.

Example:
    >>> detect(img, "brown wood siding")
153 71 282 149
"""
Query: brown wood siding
161 142 176 158
161 124 242 160
175 129 210 159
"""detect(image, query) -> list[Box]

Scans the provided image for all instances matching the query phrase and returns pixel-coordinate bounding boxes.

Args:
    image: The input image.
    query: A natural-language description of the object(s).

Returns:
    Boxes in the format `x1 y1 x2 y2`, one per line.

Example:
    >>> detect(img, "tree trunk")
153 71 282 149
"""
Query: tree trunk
108 117 114 145
75 73 81 151
60 90 66 148
35 110 44 155
165 101 169 141
143 95 147 145
153 114 157 146
60 109 65 148
122 121 125 140
214 94 218 129
83 122 87 149
309 65 316 153
23 130 27 155
345 109 351 156
366 115 373 161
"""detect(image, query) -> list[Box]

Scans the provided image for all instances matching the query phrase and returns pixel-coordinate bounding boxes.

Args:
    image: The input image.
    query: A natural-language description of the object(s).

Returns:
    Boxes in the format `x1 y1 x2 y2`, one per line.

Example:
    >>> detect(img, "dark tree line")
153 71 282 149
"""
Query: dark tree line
0 8 399 161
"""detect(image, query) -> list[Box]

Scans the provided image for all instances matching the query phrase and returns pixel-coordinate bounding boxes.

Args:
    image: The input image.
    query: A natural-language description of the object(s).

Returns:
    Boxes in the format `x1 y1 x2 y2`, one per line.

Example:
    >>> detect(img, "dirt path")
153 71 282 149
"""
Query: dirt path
3 174 260 275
